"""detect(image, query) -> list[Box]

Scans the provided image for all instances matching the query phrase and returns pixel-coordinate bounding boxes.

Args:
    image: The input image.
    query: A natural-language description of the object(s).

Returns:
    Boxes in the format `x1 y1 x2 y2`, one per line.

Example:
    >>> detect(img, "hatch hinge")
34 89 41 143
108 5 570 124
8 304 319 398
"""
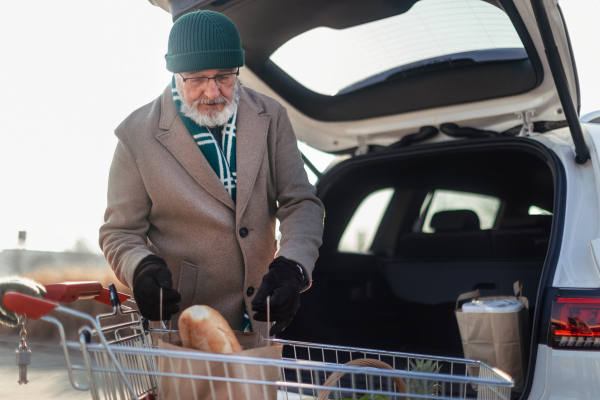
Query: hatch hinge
517 110 535 137
355 136 369 156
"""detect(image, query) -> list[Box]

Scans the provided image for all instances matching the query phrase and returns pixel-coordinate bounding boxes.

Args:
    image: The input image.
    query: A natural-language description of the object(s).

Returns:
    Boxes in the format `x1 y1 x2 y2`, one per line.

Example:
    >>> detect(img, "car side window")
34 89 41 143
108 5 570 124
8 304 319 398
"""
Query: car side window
422 190 501 232
529 205 552 215
338 188 395 253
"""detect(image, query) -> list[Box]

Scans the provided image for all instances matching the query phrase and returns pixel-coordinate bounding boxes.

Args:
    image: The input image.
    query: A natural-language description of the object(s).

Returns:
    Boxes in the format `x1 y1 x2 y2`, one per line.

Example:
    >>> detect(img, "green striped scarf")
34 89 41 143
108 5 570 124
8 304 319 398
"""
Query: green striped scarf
171 77 237 202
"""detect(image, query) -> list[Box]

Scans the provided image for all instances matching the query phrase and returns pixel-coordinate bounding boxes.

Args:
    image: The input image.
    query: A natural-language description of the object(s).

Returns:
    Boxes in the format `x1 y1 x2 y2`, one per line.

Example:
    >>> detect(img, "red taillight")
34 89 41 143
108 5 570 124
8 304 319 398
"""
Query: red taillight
551 296 600 349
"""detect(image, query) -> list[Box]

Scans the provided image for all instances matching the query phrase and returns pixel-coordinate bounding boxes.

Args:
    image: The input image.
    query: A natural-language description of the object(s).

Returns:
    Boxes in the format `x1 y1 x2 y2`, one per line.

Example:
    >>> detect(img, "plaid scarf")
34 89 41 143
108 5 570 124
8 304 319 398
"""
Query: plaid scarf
171 77 237 202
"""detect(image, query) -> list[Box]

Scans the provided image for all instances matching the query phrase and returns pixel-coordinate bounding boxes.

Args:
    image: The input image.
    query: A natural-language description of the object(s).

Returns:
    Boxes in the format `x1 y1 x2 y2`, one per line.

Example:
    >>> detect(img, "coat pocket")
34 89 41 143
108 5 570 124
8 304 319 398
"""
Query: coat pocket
178 261 198 311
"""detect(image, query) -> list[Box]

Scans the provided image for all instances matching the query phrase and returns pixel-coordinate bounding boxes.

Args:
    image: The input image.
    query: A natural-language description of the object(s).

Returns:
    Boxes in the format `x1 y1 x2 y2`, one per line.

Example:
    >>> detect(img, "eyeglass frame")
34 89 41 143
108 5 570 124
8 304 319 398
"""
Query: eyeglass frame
178 68 240 88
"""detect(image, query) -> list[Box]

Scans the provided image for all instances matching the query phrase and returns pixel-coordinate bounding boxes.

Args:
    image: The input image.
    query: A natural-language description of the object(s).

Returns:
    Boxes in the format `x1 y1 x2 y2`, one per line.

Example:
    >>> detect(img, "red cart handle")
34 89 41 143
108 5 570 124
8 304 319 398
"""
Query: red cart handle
43 281 103 302
42 281 131 306
93 287 131 307
3 291 58 320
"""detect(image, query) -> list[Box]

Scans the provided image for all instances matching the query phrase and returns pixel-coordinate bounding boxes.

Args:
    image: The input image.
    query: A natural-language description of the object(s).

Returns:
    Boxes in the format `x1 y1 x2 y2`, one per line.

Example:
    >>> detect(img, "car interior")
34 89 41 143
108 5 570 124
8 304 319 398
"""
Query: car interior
280 140 556 393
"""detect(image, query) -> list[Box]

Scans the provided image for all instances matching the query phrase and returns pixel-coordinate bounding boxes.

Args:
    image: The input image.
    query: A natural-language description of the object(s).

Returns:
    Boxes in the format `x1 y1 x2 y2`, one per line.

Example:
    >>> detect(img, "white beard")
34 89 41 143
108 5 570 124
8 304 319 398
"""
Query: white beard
175 80 239 128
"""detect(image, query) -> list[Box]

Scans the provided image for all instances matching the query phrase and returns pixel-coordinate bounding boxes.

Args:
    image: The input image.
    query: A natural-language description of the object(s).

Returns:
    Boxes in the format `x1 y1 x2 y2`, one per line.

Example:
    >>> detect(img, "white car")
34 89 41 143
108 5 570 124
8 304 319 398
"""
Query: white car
151 0 600 398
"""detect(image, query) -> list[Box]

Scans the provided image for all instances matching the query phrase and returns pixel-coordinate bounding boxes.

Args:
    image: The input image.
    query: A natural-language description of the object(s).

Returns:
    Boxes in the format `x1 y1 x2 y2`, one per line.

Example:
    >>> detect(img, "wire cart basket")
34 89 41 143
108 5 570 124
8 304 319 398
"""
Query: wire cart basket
3 281 514 400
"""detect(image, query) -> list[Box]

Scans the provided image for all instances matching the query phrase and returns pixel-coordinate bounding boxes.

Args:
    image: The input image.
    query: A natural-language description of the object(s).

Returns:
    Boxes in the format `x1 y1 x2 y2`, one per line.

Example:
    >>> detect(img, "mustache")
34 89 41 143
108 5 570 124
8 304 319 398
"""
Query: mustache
193 97 229 106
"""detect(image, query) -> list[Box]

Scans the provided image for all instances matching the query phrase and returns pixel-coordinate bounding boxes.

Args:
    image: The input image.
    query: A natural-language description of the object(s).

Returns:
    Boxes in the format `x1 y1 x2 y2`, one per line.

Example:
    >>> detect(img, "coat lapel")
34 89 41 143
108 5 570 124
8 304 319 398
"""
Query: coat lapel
235 88 270 222
156 86 236 211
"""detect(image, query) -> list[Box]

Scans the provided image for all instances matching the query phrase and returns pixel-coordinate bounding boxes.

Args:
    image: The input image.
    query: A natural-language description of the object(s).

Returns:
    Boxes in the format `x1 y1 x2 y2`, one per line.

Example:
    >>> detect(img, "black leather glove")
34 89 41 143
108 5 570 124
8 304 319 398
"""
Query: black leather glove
251 256 304 336
133 255 181 320
0 277 47 327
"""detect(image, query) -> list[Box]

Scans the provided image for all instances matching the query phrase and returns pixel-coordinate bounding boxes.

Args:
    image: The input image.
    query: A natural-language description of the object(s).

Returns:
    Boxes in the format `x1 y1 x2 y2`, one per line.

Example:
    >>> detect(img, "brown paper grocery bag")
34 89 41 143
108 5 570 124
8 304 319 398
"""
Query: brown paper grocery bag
455 281 529 392
157 331 282 400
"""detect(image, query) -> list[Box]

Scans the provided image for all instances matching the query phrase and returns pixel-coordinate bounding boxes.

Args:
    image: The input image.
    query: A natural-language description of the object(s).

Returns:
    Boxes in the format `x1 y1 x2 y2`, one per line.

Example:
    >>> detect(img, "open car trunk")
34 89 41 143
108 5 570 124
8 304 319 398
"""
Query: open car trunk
279 137 564 395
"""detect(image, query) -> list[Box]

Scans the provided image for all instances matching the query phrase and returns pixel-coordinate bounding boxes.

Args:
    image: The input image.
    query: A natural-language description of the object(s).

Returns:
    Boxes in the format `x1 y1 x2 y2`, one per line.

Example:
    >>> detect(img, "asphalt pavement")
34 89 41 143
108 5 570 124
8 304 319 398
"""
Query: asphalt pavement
0 337 89 399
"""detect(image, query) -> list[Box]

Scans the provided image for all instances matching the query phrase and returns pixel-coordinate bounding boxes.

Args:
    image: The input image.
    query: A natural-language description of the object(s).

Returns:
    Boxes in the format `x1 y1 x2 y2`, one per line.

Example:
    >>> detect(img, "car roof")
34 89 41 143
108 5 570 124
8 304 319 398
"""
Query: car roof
150 0 585 160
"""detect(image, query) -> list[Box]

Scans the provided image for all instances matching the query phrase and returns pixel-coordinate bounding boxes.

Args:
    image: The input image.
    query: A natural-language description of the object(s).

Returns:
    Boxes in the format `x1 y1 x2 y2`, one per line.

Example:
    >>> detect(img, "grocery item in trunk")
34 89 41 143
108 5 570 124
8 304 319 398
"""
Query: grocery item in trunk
462 298 522 313
455 281 529 392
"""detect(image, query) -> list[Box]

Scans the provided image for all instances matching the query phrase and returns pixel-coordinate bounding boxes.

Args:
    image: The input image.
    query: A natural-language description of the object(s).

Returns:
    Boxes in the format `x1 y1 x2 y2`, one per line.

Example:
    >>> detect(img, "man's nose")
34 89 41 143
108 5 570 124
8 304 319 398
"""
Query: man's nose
204 79 221 99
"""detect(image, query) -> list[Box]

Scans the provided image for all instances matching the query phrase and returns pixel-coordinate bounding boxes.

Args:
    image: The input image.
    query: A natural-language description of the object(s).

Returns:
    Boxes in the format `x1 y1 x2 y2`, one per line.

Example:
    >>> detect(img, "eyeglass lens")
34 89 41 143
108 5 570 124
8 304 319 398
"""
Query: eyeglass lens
183 71 237 88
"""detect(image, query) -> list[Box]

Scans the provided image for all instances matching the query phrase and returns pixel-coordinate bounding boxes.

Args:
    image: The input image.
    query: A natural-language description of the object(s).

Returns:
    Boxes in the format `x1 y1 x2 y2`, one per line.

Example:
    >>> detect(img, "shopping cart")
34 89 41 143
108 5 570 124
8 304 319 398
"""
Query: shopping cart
3 281 514 400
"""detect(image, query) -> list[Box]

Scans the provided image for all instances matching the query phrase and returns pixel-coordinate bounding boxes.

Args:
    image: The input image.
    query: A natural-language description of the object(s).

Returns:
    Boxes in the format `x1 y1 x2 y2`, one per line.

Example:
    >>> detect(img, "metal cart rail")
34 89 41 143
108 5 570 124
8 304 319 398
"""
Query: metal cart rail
3 282 514 400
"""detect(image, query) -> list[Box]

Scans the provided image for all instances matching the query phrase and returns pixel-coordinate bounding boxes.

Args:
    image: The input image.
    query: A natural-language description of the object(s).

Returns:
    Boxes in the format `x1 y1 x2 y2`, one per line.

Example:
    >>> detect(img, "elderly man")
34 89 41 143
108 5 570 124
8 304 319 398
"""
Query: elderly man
99 10 324 337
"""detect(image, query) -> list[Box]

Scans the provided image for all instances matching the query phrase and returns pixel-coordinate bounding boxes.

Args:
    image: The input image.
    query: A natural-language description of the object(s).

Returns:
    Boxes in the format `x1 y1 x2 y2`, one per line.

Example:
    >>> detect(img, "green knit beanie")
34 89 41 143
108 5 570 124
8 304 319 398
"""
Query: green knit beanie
165 10 244 73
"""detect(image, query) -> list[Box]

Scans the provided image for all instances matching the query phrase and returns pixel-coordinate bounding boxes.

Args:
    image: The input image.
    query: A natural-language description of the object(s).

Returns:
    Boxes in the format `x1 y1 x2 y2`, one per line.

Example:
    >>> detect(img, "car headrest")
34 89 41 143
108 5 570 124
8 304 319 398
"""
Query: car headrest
430 210 481 232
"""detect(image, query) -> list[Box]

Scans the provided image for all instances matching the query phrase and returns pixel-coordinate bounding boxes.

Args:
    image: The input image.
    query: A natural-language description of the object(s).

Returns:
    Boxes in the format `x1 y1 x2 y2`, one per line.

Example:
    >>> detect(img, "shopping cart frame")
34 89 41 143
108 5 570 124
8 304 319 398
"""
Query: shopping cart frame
3 282 514 400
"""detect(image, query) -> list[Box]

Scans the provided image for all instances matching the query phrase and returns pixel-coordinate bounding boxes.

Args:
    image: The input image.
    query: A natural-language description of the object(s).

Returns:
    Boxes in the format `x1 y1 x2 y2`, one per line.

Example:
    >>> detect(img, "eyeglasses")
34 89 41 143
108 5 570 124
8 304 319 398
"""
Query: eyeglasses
178 69 239 89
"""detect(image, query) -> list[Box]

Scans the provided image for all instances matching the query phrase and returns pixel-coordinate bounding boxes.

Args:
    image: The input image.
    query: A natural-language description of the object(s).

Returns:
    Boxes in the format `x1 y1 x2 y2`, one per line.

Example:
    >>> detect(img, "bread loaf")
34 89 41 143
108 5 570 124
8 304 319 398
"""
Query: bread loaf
178 305 242 354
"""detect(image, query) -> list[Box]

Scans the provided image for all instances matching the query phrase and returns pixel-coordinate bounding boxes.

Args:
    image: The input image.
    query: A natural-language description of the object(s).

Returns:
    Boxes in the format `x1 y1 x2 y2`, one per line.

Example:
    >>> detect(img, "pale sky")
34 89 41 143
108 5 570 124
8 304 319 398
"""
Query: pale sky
0 0 598 254
0 1 173 253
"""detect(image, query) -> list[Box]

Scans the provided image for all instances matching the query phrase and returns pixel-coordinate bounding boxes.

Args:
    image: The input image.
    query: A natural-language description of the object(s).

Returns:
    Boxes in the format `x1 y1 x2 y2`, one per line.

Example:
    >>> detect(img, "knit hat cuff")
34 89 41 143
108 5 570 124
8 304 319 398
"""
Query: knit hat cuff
166 49 245 73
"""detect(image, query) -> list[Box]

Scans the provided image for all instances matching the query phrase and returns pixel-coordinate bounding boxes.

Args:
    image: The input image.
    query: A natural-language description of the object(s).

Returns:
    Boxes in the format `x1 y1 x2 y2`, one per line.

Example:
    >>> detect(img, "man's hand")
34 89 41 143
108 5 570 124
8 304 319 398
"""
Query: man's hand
133 255 181 320
251 256 304 336
0 277 47 327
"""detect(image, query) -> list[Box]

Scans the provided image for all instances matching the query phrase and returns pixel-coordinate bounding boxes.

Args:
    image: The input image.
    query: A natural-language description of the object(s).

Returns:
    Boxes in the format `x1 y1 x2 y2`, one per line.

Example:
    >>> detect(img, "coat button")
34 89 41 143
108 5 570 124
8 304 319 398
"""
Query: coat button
239 228 249 238
247 287 254 296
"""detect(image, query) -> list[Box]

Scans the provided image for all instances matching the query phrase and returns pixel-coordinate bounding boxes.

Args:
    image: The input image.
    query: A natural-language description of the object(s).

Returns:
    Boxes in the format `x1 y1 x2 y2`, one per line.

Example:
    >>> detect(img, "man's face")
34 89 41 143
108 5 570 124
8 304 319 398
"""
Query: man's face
178 68 237 116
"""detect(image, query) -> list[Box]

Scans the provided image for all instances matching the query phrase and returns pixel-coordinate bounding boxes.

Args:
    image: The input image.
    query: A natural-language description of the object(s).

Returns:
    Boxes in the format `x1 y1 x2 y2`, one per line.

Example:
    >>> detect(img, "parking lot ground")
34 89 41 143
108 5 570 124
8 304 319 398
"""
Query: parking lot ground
0 336 89 400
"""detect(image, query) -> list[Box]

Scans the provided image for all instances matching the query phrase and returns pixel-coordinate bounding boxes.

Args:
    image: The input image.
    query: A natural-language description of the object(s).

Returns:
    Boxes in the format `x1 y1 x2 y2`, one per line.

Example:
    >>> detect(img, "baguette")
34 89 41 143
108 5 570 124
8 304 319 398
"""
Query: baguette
178 305 242 354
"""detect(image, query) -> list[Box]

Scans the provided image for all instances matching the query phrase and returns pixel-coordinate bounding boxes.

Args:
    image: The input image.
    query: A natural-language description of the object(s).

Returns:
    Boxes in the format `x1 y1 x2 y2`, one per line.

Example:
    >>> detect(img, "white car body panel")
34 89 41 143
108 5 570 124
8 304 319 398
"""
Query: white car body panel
148 0 169 13
240 65 565 152
528 345 548 400
588 237 600 276
526 123 600 400
547 348 600 399
529 345 600 400
530 125 600 288
530 0 578 107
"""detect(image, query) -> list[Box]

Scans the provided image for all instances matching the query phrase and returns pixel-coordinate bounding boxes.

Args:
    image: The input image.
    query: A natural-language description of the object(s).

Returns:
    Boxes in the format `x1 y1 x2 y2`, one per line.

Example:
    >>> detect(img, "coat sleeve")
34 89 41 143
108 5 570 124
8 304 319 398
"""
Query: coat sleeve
99 132 153 289
273 107 325 289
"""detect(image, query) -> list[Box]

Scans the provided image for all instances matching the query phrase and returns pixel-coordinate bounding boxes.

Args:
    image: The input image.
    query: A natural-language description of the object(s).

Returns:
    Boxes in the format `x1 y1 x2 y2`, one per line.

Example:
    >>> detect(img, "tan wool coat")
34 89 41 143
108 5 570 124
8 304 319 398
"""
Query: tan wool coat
99 85 325 336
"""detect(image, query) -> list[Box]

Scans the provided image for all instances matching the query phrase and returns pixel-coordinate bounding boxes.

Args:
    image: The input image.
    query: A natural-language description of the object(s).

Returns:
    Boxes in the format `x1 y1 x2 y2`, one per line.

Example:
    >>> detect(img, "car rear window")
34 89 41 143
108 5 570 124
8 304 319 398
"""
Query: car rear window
270 0 525 96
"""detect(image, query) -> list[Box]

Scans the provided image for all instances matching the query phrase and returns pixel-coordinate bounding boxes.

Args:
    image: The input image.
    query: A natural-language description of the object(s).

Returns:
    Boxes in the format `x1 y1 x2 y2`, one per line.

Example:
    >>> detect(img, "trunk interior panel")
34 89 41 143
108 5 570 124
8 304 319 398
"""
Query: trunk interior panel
279 139 558 396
